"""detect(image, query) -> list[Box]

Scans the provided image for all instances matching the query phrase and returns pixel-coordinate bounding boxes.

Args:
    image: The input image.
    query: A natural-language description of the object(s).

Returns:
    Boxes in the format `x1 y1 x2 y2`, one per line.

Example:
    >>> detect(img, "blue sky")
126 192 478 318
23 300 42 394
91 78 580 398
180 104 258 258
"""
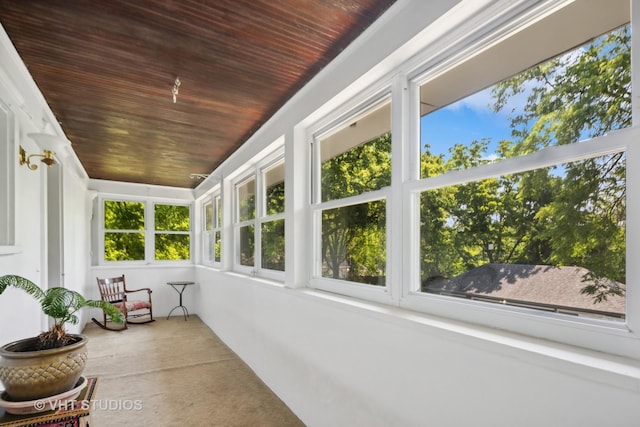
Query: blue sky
420 87 517 160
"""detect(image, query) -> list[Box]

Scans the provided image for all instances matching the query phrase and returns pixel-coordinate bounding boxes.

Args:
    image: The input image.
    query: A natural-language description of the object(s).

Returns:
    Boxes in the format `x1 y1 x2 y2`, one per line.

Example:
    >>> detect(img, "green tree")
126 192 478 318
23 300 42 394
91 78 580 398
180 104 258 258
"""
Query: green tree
491 26 629 300
155 204 190 261
321 132 391 283
420 141 559 286
420 25 628 305
104 200 145 261
492 27 630 156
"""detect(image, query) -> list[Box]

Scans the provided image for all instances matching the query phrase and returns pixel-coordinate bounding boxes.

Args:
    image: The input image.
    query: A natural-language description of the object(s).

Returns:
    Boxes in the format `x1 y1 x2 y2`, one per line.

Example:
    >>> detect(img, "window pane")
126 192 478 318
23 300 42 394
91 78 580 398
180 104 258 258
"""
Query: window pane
420 153 626 320
155 234 190 260
262 219 285 271
155 204 190 231
321 200 386 286
238 178 256 222
320 102 391 202
204 232 214 262
420 26 630 178
265 163 285 215
204 201 213 231
239 224 254 266
104 201 144 230
104 232 144 261
214 230 221 263
215 196 222 228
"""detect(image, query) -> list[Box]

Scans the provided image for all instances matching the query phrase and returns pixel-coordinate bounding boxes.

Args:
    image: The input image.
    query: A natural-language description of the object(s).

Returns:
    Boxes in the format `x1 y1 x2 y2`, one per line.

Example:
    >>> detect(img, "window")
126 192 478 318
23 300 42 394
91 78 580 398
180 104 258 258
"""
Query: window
203 194 222 264
261 161 285 271
104 200 145 261
232 150 285 276
407 0 630 334
300 0 635 356
419 153 626 321
102 199 191 263
154 204 190 261
236 176 256 267
312 98 391 288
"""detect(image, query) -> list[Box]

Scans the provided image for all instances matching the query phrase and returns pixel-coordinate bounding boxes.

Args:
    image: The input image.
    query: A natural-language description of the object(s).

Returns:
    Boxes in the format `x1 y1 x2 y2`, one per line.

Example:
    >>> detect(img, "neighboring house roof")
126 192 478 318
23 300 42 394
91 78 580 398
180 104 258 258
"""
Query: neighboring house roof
424 264 625 318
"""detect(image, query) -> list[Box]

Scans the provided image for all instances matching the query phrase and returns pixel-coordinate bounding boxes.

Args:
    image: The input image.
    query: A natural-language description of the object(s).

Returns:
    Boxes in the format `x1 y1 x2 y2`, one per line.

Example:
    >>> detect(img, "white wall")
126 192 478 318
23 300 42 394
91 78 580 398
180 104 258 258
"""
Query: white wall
195 267 640 427
89 266 196 319
0 19 91 343
191 0 640 426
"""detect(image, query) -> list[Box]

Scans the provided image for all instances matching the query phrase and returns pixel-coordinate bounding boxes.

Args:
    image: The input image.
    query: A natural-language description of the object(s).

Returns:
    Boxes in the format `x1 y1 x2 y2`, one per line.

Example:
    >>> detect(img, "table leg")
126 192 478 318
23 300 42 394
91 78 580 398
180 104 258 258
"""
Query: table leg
167 284 190 321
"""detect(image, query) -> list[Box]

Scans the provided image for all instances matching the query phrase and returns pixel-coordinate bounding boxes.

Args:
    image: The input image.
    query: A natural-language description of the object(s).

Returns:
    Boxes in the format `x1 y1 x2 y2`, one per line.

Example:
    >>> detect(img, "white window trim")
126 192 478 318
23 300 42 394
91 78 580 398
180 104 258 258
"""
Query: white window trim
201 191 222 267
233 173 257 275
231 146 286 280
202 198 214 266
257 158 286 280
98 195 193 266
300 0 640 358
309 92 395 304
402 126 638 358
394 0 638 358
151 201 192 263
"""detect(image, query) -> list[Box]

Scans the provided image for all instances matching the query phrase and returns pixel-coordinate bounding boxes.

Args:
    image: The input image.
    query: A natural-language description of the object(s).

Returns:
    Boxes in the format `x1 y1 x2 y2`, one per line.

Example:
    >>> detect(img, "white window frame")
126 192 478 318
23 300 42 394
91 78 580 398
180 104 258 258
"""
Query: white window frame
232 147 286 280
202 191 222 267
152 201 192 263
396 0 639 358
98 195 193 265
301 0 640 358
258 158 286 277
309 93 394 304
233 173 257 274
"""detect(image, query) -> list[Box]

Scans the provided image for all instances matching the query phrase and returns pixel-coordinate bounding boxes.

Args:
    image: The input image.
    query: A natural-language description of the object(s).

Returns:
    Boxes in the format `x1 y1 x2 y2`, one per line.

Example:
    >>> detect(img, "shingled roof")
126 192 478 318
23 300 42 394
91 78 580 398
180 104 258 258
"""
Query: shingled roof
424 264 625 319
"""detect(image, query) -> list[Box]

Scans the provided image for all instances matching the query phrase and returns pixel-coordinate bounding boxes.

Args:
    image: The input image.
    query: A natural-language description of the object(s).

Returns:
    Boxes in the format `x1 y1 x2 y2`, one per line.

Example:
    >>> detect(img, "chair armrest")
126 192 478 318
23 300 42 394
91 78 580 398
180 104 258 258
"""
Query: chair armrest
124 287 153 295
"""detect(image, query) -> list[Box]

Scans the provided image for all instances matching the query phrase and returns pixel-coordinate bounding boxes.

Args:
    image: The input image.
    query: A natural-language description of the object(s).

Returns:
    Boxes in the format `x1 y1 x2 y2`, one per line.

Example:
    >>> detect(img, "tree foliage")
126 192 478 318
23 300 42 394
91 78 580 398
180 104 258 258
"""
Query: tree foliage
419 26 629 305
321 132 390 284
104 201 190 261
318 26 629 310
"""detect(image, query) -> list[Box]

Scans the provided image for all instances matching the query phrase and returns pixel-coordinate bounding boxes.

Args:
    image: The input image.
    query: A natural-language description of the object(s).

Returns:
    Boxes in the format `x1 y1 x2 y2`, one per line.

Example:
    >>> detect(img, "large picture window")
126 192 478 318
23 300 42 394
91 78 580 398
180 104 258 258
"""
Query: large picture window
419 153 626 320
412 4 629 322
102 199 191 263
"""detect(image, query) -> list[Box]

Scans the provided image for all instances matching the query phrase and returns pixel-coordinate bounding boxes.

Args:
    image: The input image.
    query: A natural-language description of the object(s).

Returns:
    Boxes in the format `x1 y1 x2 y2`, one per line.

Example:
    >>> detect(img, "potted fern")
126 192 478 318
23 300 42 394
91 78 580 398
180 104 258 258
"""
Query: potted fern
0 274 124 401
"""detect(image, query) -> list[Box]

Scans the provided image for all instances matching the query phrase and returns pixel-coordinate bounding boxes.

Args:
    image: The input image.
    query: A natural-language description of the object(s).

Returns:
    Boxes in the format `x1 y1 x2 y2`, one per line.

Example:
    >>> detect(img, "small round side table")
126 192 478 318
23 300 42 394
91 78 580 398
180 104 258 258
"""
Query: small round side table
166 281 195 321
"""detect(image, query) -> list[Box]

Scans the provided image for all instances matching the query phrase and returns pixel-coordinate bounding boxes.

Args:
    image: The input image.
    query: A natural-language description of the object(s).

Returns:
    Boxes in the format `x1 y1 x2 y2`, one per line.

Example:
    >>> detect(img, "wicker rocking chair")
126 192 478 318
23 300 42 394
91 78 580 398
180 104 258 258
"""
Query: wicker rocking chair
92 275 154 331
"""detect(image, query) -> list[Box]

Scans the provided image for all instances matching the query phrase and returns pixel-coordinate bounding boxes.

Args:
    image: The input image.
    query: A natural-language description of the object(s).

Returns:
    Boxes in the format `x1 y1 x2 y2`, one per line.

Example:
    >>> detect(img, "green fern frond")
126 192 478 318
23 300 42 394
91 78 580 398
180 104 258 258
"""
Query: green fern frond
0 275 46 301
0 274 125 348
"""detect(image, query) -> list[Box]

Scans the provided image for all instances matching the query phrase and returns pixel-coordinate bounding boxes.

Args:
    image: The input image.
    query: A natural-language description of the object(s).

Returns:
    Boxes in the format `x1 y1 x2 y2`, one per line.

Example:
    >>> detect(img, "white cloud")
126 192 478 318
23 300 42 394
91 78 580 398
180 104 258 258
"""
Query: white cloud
445 87 493 113
445 81 533 118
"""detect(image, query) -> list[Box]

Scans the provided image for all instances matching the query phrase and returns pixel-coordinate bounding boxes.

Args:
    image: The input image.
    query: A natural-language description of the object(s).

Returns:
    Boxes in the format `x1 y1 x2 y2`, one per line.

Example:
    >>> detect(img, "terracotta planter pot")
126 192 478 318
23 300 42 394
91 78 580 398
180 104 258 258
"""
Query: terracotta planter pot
0 334 87 401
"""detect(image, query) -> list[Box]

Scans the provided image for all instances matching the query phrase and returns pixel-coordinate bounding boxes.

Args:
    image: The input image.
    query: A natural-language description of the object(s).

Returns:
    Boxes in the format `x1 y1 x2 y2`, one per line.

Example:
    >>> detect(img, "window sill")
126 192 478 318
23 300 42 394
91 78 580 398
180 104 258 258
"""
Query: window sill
292 288 640 393
225 270 286 289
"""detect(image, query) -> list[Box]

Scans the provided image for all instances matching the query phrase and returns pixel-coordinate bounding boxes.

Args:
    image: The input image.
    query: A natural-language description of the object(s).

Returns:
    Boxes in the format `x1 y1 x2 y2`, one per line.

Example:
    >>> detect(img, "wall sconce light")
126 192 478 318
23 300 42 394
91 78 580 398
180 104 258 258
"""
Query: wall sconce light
18 145 57 170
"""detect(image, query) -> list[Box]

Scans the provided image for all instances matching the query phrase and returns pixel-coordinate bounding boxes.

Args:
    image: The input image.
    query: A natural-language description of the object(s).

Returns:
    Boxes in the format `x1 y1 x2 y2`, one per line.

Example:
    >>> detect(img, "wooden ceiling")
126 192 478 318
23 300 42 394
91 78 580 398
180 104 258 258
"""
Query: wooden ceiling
0 0 396 188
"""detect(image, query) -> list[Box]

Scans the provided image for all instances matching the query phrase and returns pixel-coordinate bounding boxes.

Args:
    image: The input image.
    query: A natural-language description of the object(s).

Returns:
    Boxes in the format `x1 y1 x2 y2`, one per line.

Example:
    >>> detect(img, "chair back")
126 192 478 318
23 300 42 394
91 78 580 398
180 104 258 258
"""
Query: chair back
96 275 126 304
